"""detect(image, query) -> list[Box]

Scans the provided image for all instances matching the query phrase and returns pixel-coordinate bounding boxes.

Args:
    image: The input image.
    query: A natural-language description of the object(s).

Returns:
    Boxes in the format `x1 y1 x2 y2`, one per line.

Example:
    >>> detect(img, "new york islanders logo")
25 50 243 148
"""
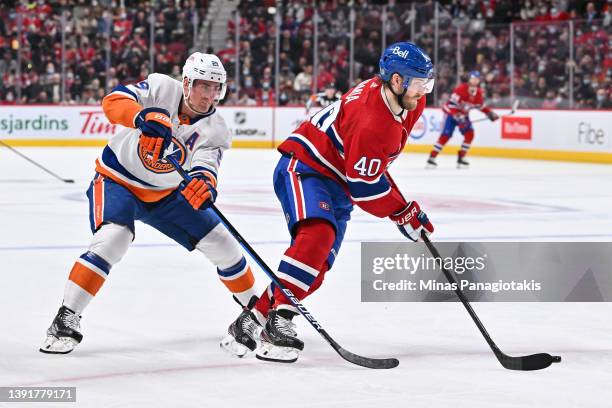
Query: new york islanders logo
138 137 187 173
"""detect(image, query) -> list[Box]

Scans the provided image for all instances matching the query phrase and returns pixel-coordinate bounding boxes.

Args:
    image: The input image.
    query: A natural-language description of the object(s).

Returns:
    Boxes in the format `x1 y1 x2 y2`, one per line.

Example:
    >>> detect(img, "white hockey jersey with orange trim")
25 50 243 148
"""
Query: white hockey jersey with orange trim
97 73 230 202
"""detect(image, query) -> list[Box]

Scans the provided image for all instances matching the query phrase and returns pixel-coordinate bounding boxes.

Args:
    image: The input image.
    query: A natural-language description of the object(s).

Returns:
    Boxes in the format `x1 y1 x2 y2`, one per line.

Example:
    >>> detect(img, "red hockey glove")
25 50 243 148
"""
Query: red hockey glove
180 173 218 210
135 107 172 163
487 111 499 122
389 201 434 242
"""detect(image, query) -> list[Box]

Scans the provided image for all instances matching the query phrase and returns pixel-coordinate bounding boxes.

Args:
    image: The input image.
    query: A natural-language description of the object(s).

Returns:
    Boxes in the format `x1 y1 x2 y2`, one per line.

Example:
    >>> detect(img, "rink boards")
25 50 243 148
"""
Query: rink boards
0 105 610 163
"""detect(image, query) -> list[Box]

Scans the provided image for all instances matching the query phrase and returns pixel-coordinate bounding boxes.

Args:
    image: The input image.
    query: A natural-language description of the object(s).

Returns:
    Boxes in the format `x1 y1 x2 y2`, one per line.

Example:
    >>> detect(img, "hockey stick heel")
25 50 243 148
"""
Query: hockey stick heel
166 155 398 369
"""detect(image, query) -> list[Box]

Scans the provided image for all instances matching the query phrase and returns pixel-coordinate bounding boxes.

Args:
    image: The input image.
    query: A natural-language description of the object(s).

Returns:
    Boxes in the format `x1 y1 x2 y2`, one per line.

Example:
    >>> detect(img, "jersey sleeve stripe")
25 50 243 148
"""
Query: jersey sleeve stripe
109 84 139 101
350 187 392 202
325 124 344 156
346 174 383 184
189 166 218 186
348 175 391 199
288 133 347 181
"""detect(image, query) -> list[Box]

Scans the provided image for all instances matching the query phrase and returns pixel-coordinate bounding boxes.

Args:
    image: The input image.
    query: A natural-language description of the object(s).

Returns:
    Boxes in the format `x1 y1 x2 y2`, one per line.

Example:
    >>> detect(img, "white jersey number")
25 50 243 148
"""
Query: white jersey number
354 157 381 177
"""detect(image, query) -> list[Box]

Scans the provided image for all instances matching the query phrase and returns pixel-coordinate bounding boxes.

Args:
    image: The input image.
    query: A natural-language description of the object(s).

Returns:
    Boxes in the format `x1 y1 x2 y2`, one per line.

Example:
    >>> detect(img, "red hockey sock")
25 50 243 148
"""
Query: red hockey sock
254 219 335 317
430 134 451 158
459 130 474 158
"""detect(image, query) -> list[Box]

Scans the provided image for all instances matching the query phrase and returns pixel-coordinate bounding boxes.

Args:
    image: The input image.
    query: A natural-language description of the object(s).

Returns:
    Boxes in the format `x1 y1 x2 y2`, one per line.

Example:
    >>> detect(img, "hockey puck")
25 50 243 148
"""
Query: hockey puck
551 355 562 363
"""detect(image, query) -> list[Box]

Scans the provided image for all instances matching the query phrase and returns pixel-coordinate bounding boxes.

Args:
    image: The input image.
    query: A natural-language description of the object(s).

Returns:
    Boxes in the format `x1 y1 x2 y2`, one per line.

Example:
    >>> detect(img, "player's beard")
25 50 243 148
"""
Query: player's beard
401 97 419 111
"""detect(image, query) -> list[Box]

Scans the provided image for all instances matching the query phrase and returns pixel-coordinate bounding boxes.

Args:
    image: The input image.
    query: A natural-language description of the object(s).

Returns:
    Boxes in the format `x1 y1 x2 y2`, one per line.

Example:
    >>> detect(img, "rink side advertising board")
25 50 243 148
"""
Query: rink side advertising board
1 106 611 163
361 242 612 302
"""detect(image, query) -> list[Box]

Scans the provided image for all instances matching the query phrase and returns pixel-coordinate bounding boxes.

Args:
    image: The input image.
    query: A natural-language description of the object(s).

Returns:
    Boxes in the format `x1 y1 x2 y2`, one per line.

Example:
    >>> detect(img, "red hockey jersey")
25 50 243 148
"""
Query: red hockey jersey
442 83 491 116
278 77 425 218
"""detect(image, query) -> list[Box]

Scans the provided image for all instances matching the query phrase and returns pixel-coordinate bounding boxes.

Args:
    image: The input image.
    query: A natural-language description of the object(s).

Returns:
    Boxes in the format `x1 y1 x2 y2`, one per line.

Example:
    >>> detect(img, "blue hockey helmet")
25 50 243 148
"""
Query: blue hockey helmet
468 70 481 79
379 42 434 93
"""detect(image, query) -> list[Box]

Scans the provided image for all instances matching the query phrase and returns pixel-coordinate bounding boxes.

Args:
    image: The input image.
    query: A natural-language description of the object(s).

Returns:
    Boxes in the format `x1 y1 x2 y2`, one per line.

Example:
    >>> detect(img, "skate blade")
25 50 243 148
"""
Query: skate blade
255 342 299 363
39 335 78 354
425 163 437 169
457 163 470 169
220 334 250 358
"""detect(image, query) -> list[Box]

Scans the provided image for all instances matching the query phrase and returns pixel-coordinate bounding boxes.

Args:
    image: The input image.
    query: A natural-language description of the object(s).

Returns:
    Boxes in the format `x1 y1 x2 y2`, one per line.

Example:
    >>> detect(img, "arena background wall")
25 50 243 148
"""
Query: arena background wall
1 106 610 163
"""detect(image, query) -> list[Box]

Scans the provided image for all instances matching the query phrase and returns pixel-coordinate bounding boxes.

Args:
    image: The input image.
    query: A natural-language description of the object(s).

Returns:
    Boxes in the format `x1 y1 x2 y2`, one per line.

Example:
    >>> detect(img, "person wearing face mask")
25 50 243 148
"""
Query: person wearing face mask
427 71 499 169
596 88 612 109
221 42 435 364
40 52 261 355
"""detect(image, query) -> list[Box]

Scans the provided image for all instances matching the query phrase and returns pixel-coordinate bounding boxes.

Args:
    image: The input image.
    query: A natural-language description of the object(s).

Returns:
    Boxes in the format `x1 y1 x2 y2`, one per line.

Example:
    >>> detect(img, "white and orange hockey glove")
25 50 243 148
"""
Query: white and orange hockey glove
180 171 218 210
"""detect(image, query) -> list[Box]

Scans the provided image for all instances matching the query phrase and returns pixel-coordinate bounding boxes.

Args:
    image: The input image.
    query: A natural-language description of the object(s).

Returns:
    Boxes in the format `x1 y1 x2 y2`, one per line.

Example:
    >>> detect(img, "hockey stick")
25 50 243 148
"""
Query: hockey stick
0 140 75 183
471 99 520 123
166 154 399 369
421 232 561 371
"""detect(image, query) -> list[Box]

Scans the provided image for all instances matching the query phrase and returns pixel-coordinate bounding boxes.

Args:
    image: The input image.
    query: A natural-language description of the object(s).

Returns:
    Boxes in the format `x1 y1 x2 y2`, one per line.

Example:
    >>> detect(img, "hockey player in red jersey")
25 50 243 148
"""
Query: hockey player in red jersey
221 42 435 363
427 71 499 168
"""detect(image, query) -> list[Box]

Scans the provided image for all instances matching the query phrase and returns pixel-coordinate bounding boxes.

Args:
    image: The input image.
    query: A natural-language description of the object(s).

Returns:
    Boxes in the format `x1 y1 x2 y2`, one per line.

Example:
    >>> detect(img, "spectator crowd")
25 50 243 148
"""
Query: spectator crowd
0 0 201 105
1 0 610 109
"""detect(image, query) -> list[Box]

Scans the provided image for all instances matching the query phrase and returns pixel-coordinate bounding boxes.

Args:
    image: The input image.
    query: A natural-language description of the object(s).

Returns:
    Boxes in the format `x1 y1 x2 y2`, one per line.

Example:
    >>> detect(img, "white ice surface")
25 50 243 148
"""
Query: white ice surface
1 148 611 407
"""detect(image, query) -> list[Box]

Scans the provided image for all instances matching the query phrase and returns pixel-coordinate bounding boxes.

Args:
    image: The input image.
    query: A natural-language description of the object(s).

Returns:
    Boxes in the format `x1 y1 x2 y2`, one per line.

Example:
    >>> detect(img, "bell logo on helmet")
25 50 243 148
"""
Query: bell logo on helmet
392 46 409 59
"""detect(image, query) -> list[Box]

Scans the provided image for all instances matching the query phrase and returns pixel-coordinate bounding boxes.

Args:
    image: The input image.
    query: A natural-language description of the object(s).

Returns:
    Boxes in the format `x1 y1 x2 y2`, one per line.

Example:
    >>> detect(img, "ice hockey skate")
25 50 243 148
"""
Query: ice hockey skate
221 306 262 358
40 306 83 354
256 309 304 363
457 155 470 169
426 156 437 169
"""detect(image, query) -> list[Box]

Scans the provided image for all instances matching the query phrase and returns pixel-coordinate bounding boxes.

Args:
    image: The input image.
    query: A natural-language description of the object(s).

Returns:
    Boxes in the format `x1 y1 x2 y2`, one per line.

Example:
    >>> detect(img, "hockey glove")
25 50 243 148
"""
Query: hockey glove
487 111 499 122
390 201 434 242
135 107 172 163
180 172 218 210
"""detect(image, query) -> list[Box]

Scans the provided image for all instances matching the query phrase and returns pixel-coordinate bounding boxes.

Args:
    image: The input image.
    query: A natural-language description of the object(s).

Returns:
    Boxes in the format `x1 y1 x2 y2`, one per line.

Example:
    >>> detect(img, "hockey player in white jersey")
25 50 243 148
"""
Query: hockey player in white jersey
40 53 260 354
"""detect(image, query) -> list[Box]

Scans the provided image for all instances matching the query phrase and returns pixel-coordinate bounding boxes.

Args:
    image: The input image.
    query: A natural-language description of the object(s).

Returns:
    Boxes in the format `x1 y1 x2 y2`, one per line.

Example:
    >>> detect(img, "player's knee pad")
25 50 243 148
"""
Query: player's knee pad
195 223 243 270
290 219 336 268
88 223 133 266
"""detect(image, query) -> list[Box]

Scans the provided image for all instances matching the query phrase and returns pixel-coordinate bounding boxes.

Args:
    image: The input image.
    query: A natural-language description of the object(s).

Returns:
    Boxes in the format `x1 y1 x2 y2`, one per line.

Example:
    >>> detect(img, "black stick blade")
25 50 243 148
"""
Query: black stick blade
497 352 561 371
64 179 75 183
337 347 399 369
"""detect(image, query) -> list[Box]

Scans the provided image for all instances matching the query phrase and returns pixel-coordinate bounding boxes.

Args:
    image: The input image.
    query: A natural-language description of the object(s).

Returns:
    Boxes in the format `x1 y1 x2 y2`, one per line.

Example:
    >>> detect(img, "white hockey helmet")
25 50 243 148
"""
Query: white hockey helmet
182 52 227 102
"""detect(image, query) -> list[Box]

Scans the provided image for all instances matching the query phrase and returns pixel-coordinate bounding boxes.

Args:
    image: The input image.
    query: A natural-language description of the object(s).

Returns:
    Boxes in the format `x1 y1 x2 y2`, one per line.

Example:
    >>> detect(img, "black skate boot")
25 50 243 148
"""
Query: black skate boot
457 155 470 168
426 156 438 169
40 306 83 354
220 296 262 358
256 309 304 363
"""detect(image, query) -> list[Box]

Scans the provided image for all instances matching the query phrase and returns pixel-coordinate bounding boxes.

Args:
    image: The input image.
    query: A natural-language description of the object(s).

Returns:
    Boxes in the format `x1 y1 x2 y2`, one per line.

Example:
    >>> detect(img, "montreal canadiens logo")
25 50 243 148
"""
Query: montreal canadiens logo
139 137 187 173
